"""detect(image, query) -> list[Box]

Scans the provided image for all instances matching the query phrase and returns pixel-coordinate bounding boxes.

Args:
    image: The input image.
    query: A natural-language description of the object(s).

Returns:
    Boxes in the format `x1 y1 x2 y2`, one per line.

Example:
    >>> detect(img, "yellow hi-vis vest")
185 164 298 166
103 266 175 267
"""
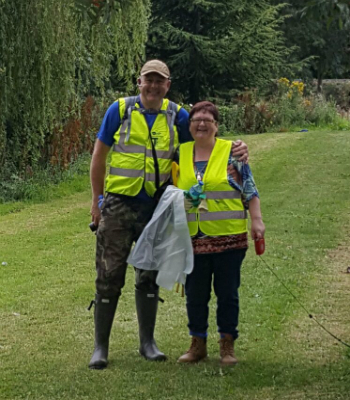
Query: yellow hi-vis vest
177 139 248 236
105 97 180 197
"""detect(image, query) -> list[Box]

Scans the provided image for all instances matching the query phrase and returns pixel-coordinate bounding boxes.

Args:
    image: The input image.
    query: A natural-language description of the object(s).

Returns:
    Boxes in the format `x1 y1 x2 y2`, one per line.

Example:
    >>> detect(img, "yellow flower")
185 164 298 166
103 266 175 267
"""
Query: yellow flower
278 77 290 86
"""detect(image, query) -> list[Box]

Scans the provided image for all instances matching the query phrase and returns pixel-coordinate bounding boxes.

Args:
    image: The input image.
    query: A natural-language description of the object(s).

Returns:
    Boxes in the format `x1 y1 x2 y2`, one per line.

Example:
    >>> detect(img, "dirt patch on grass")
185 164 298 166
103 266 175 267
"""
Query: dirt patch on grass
328 243 350 275
288 226 350 363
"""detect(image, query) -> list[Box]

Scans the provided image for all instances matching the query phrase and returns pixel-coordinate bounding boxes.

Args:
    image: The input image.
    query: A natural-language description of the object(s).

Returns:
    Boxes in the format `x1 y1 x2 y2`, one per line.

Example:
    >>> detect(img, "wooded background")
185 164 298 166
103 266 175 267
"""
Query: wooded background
0 0 349 184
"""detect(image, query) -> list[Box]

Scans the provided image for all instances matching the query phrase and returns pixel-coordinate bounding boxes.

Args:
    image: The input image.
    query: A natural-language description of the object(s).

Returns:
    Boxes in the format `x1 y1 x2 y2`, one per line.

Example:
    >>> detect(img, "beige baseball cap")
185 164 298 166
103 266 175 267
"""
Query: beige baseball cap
140 60 170 79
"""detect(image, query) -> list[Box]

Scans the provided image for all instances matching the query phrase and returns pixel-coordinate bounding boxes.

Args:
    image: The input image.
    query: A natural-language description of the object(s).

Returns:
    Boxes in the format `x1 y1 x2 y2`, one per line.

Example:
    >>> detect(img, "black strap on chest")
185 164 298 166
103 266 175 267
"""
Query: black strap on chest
122 97 178 191
148 130 160 189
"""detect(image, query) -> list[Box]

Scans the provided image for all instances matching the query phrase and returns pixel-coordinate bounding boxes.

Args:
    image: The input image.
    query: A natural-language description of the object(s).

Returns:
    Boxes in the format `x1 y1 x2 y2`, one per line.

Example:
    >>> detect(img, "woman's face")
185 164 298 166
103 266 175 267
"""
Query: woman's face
189 110 218 143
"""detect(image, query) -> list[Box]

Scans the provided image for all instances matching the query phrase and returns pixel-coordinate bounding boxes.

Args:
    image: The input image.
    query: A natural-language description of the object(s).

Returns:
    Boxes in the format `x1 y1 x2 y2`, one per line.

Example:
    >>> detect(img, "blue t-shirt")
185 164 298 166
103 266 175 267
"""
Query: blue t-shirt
98 95 192 200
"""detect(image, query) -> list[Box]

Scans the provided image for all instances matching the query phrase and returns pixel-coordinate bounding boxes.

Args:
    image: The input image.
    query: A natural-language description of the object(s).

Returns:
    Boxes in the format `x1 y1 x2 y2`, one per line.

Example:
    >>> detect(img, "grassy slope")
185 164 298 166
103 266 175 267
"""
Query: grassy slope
0 130 350 400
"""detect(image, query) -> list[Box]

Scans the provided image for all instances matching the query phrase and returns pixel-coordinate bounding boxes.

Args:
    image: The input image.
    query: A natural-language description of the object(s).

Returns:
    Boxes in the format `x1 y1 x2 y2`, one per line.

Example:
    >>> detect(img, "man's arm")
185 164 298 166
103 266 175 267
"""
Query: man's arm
90 100 121 225
90 139 111 226
176 107 192 143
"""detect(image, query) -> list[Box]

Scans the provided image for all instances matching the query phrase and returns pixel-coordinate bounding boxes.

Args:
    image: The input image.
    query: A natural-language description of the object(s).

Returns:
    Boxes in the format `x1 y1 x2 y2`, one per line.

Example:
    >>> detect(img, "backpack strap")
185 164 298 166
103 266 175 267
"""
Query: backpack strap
120 96 138 143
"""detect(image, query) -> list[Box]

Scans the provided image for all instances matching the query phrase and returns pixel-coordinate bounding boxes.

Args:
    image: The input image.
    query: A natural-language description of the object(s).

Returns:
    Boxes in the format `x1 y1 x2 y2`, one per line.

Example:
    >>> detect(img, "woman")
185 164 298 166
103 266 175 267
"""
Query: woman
176 101 265 366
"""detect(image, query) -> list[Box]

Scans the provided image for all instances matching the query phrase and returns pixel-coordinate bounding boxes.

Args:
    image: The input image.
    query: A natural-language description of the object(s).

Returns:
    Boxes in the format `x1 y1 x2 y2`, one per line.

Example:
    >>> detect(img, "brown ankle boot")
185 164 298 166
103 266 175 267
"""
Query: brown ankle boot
219 334 238 366
178 336 207 363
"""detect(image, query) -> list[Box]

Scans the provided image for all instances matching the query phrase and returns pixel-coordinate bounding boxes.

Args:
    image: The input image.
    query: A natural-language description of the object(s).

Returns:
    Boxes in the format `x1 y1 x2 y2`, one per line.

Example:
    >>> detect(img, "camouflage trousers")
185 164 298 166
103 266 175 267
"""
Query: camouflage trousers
95 193 158 296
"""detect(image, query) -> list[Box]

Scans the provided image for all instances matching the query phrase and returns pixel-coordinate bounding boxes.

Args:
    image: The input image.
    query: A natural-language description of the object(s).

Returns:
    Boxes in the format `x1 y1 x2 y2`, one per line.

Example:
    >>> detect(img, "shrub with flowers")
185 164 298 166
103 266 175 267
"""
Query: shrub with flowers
182 78 349 135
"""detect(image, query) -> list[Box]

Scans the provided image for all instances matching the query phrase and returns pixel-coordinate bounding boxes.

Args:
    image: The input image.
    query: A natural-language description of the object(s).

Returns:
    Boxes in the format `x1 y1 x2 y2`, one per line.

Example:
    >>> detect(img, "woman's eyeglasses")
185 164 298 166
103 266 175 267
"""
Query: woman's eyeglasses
190 118 216 125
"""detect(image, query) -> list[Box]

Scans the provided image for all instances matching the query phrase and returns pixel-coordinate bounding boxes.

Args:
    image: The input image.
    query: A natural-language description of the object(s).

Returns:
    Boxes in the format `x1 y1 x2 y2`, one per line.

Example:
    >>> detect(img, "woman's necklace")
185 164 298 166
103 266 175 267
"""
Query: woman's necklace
194 160 208 182
193 143 213 182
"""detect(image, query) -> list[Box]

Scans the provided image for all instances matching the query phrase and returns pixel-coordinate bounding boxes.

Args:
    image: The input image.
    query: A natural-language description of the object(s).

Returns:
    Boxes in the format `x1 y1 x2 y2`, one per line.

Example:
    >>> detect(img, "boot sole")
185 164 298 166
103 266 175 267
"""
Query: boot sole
139 350 167 361
89 361 108 369
177 355 208 364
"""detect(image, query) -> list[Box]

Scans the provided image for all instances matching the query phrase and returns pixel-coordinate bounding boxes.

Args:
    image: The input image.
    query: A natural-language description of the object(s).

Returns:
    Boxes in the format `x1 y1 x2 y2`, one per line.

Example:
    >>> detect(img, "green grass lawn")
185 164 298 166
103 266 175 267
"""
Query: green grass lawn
1 130 350 400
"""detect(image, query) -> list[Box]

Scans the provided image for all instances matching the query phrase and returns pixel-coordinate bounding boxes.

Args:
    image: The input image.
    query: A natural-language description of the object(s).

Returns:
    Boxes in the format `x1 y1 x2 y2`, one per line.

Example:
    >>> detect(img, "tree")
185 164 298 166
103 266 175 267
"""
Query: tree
270 0 350 91
301 0 350 29
147 0 294 103
0 0 150 179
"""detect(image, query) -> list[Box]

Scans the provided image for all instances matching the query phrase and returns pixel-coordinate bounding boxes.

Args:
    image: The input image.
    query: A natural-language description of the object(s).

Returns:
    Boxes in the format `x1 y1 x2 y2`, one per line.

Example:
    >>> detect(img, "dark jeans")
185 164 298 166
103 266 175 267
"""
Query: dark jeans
185 249 247 340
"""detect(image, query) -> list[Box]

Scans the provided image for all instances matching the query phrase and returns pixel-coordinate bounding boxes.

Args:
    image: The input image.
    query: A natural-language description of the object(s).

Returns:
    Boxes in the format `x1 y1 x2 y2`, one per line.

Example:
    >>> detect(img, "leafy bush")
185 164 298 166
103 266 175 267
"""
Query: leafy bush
218 105 242 135
321 81 350 110
206 78 350 135
305 96 338 125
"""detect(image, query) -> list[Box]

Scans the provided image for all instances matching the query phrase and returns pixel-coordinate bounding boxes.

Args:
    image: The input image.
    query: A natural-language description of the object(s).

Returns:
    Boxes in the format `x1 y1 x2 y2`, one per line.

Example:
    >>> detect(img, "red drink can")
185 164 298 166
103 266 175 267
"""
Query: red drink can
255 238 265 255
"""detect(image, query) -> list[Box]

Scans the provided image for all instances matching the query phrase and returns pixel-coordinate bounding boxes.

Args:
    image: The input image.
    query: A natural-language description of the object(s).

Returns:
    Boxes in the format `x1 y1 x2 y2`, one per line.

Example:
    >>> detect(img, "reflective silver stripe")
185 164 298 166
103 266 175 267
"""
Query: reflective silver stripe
145 172 170 182
187 213 197 222
113 144 173 159
145 149 173 159
119 96 138 143
109 167 144 178
125 106 134 142
205 191 241 200
166 102 176 151
119 118 129 137
187 210 246 222
109 168 170 182
199 210 247 221
113 143 145 153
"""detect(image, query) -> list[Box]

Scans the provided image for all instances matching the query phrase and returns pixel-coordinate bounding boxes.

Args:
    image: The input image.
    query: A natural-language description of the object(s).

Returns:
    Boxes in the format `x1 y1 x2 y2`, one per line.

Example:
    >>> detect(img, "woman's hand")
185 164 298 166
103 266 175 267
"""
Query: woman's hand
232 140 249 163
251 217 265 241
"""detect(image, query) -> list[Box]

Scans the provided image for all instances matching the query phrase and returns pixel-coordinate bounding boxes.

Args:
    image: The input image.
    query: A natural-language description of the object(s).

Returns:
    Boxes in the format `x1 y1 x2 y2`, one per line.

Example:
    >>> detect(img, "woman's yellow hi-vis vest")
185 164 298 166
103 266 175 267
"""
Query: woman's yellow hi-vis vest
105 97 180 197
177 139 248 236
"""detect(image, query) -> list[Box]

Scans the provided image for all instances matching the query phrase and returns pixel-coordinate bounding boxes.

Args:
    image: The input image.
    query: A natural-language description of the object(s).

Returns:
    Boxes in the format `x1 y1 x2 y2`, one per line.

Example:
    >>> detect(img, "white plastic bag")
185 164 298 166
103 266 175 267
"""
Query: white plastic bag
127 186 193 290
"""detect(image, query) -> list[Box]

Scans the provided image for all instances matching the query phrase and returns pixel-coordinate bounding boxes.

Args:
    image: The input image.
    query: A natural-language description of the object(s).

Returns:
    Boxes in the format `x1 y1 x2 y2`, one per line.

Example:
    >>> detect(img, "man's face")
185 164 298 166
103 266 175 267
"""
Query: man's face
138 73 171 107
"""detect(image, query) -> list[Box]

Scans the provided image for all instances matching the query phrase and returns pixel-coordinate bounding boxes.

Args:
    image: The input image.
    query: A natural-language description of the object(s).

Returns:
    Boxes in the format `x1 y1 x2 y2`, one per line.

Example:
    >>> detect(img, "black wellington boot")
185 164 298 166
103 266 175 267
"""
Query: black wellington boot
88 294 119 369
135 288 167 361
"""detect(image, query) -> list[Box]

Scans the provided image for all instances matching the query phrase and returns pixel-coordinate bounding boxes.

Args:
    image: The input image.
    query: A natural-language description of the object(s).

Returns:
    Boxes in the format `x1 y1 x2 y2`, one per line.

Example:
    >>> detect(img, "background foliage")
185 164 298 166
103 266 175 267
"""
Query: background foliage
1 0 350 203
270 0 350 91
0 0 149 182
147 0 296 103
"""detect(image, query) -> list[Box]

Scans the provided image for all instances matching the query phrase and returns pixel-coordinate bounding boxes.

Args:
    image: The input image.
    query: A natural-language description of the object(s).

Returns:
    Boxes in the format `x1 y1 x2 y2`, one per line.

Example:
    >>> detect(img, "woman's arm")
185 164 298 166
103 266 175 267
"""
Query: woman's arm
248 196 265 240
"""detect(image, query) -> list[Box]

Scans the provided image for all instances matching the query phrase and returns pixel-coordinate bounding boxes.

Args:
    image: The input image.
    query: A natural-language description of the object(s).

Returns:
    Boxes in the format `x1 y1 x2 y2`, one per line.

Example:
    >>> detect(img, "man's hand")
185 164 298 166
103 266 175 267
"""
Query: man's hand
232 139 249 163
91 202 101 227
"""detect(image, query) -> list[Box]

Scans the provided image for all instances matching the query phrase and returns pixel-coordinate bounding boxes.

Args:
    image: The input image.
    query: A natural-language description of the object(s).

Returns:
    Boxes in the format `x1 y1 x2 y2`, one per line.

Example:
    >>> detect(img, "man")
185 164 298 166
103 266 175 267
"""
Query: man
88 59 249 369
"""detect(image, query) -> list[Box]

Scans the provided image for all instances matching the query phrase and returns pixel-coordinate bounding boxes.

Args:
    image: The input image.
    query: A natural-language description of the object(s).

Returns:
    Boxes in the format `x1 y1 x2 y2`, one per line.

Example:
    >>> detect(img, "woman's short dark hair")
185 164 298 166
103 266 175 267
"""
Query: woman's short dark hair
189 101 219 122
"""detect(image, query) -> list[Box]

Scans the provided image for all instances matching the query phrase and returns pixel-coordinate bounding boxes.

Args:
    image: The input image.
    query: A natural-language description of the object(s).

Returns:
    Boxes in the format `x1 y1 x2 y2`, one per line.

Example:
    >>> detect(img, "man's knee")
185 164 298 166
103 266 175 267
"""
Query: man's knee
95 278 124 297
95 263 128 297
134 268 158 292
